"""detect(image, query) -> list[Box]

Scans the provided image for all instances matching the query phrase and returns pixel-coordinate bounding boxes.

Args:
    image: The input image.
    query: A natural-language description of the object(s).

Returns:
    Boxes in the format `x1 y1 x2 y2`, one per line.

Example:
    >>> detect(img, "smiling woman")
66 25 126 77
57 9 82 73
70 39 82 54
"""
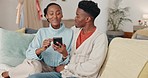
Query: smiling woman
43 3 63 29
0 2 74 78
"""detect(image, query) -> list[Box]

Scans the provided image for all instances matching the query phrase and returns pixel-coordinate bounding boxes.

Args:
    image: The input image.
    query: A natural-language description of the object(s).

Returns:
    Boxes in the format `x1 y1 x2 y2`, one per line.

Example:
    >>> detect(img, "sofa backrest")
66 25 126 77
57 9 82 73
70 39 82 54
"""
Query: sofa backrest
100 38 148 78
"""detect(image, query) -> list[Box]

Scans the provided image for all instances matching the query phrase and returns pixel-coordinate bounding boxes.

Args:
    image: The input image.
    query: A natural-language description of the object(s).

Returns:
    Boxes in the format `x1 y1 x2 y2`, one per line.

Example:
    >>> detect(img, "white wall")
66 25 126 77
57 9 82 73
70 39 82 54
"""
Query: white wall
94 0 109 33
0 0 148 32
0 0 18 30
109 0 148 32
41 0 78 20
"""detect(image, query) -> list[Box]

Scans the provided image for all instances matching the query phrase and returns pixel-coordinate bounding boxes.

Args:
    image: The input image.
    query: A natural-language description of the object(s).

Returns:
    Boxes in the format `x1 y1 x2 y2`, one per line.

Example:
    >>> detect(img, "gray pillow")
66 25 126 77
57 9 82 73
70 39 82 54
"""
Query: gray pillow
0 28 35 66
136 34 148 40
25 28 38 34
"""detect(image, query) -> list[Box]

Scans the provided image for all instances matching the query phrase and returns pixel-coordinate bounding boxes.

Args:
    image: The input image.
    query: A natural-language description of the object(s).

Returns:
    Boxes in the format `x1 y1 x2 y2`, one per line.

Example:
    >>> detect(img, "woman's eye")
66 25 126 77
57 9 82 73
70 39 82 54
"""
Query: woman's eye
48 12 53 15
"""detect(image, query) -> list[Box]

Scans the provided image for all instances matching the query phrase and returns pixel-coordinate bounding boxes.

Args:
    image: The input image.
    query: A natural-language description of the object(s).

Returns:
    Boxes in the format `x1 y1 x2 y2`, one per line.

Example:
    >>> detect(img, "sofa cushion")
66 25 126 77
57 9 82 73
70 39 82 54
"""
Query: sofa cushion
16 27 26 33
0 28 35 67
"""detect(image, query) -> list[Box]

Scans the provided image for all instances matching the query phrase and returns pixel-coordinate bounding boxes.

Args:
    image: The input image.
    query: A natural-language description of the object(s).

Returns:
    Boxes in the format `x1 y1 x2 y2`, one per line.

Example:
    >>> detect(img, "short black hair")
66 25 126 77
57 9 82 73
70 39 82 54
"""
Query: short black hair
44 3 62 22
78 0 100 19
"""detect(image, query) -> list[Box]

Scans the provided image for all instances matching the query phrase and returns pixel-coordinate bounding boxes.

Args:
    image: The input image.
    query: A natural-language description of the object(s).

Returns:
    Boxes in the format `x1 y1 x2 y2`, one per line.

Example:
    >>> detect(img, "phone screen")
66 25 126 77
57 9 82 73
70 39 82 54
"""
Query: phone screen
53 37 62 46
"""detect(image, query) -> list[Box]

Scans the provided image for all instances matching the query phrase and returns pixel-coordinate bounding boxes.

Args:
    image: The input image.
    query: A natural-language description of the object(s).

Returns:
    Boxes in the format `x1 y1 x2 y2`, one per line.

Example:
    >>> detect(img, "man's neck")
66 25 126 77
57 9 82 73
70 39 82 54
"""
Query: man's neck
82 26 96 34
82 24 96 34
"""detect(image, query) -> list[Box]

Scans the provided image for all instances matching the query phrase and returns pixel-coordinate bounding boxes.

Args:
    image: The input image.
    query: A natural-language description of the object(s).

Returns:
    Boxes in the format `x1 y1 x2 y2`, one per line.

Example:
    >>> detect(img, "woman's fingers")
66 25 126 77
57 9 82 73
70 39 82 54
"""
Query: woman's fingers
43 39 53 49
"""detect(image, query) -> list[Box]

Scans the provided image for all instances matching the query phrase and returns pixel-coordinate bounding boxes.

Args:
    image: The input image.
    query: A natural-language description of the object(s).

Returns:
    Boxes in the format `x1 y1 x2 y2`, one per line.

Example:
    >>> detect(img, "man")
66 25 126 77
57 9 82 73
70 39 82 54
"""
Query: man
55 0 108 78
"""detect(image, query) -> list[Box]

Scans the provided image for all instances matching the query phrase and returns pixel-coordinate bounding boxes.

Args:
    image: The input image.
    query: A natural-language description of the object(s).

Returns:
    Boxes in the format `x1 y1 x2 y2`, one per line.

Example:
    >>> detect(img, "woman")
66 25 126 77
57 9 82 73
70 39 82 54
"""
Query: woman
2 3 73 78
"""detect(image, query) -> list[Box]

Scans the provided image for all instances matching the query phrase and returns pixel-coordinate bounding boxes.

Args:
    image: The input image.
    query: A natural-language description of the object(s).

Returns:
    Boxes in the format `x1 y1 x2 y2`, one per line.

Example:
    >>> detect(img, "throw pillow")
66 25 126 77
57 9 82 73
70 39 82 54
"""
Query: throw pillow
138 61 148 78
25 28 38 34
0 28 35 67
136 34 148 40
16 27 26 33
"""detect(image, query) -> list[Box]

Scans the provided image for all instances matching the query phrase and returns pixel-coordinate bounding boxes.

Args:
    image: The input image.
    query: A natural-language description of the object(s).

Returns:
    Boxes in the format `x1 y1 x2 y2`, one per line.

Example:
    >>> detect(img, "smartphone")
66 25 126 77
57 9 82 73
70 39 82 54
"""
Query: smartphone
53 37 63 46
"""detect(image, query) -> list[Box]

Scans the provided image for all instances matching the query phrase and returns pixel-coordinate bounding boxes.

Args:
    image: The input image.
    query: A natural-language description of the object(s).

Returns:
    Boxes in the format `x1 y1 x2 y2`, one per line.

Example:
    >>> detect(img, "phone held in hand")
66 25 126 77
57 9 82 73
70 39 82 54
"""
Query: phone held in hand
53 37 63 46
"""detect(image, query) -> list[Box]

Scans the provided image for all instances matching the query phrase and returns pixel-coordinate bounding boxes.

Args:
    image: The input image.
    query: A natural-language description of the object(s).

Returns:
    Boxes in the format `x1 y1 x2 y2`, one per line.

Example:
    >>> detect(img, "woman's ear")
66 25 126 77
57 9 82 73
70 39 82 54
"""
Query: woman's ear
45 15 48 19
45 15 49 22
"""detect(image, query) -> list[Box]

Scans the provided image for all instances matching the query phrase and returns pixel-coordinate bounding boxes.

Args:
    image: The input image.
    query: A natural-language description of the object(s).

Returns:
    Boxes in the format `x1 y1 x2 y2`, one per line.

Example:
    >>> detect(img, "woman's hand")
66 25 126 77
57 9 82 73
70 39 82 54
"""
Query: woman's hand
52 42 68 58
36 38 53 55
42 38 53 50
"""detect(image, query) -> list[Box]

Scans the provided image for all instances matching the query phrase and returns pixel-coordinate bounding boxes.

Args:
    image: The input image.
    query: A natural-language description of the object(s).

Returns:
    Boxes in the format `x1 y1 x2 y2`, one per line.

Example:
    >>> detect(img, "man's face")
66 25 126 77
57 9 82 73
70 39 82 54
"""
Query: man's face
46 5 63 28
74 8 88 28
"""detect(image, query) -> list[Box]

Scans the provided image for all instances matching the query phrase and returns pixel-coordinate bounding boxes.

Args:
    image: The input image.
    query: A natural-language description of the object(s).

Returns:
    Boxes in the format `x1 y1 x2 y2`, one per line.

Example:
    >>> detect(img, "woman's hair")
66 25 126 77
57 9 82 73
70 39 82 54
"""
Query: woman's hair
44 3 62 22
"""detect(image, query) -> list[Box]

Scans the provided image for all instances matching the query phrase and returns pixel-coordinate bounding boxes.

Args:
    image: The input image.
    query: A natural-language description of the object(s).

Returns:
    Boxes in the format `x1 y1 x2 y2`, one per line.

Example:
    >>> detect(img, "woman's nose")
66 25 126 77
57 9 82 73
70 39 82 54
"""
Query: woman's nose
53 14 57 18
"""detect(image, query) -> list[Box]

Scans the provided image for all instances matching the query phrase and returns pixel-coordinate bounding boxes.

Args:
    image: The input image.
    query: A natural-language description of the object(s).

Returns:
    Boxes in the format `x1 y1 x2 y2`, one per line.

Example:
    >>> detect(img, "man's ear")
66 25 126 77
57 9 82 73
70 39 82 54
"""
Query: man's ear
61 13 63 18
86 16 92 22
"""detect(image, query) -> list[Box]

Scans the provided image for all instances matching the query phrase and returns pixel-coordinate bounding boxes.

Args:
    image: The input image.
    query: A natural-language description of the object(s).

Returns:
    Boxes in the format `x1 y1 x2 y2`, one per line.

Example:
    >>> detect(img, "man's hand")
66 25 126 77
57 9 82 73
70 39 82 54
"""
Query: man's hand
56 65 65 72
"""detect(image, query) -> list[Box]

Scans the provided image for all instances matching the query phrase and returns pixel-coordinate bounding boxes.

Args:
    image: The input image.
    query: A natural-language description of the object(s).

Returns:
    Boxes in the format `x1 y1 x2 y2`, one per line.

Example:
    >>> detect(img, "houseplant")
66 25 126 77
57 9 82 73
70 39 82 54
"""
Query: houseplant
108 0 132 31
107 0 132 43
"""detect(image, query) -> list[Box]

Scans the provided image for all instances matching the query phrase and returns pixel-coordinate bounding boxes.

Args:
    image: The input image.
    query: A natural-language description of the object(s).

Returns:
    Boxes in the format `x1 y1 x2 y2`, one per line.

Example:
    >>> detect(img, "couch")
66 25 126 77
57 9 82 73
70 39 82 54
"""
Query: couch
0 28 148 78
99 37 148 78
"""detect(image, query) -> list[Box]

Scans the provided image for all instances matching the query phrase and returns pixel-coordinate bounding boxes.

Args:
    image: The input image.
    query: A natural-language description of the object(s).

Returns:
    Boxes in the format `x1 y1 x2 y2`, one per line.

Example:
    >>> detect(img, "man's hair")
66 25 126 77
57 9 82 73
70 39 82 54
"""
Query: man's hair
78 0 100 19
44 3 62 22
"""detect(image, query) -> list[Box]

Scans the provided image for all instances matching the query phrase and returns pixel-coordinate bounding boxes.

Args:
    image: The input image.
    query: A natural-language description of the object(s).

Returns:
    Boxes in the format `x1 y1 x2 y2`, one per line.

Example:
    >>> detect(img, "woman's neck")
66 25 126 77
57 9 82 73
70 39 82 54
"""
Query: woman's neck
51 24 61 29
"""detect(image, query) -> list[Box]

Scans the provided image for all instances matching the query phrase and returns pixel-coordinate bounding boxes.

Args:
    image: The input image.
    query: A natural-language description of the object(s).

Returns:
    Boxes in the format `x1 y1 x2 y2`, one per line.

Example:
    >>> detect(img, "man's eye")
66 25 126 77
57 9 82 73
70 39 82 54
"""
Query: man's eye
57 12 61 15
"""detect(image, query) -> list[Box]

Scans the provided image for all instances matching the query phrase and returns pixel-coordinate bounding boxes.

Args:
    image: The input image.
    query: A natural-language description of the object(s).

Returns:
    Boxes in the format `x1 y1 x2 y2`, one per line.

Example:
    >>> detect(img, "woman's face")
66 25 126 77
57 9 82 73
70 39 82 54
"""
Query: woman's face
46 5 63 29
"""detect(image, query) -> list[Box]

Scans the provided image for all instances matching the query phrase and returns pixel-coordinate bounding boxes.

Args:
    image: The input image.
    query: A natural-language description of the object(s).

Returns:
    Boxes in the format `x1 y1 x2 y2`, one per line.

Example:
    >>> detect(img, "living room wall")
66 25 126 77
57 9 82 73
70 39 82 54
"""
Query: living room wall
0 0 18 30
41 0 77 20
0 0 148 32
109 0 148 32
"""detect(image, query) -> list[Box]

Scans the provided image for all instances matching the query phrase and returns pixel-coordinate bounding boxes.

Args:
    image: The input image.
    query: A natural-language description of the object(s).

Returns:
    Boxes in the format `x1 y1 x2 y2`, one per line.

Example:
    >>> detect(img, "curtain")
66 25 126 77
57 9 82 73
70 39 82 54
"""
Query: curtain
16 0 24 28
24 0 43 30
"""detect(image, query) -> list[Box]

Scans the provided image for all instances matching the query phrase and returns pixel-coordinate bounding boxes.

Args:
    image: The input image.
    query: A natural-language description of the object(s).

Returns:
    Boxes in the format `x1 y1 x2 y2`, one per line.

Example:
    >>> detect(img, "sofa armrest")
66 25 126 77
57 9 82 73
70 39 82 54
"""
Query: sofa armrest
100 38 148 78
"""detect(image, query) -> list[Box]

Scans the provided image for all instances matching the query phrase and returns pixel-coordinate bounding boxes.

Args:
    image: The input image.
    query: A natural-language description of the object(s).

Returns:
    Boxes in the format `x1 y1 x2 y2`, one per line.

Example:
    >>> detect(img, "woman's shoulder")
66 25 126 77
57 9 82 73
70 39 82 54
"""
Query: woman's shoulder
38 27 50 31
35 27 49 34
62 25 73 33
